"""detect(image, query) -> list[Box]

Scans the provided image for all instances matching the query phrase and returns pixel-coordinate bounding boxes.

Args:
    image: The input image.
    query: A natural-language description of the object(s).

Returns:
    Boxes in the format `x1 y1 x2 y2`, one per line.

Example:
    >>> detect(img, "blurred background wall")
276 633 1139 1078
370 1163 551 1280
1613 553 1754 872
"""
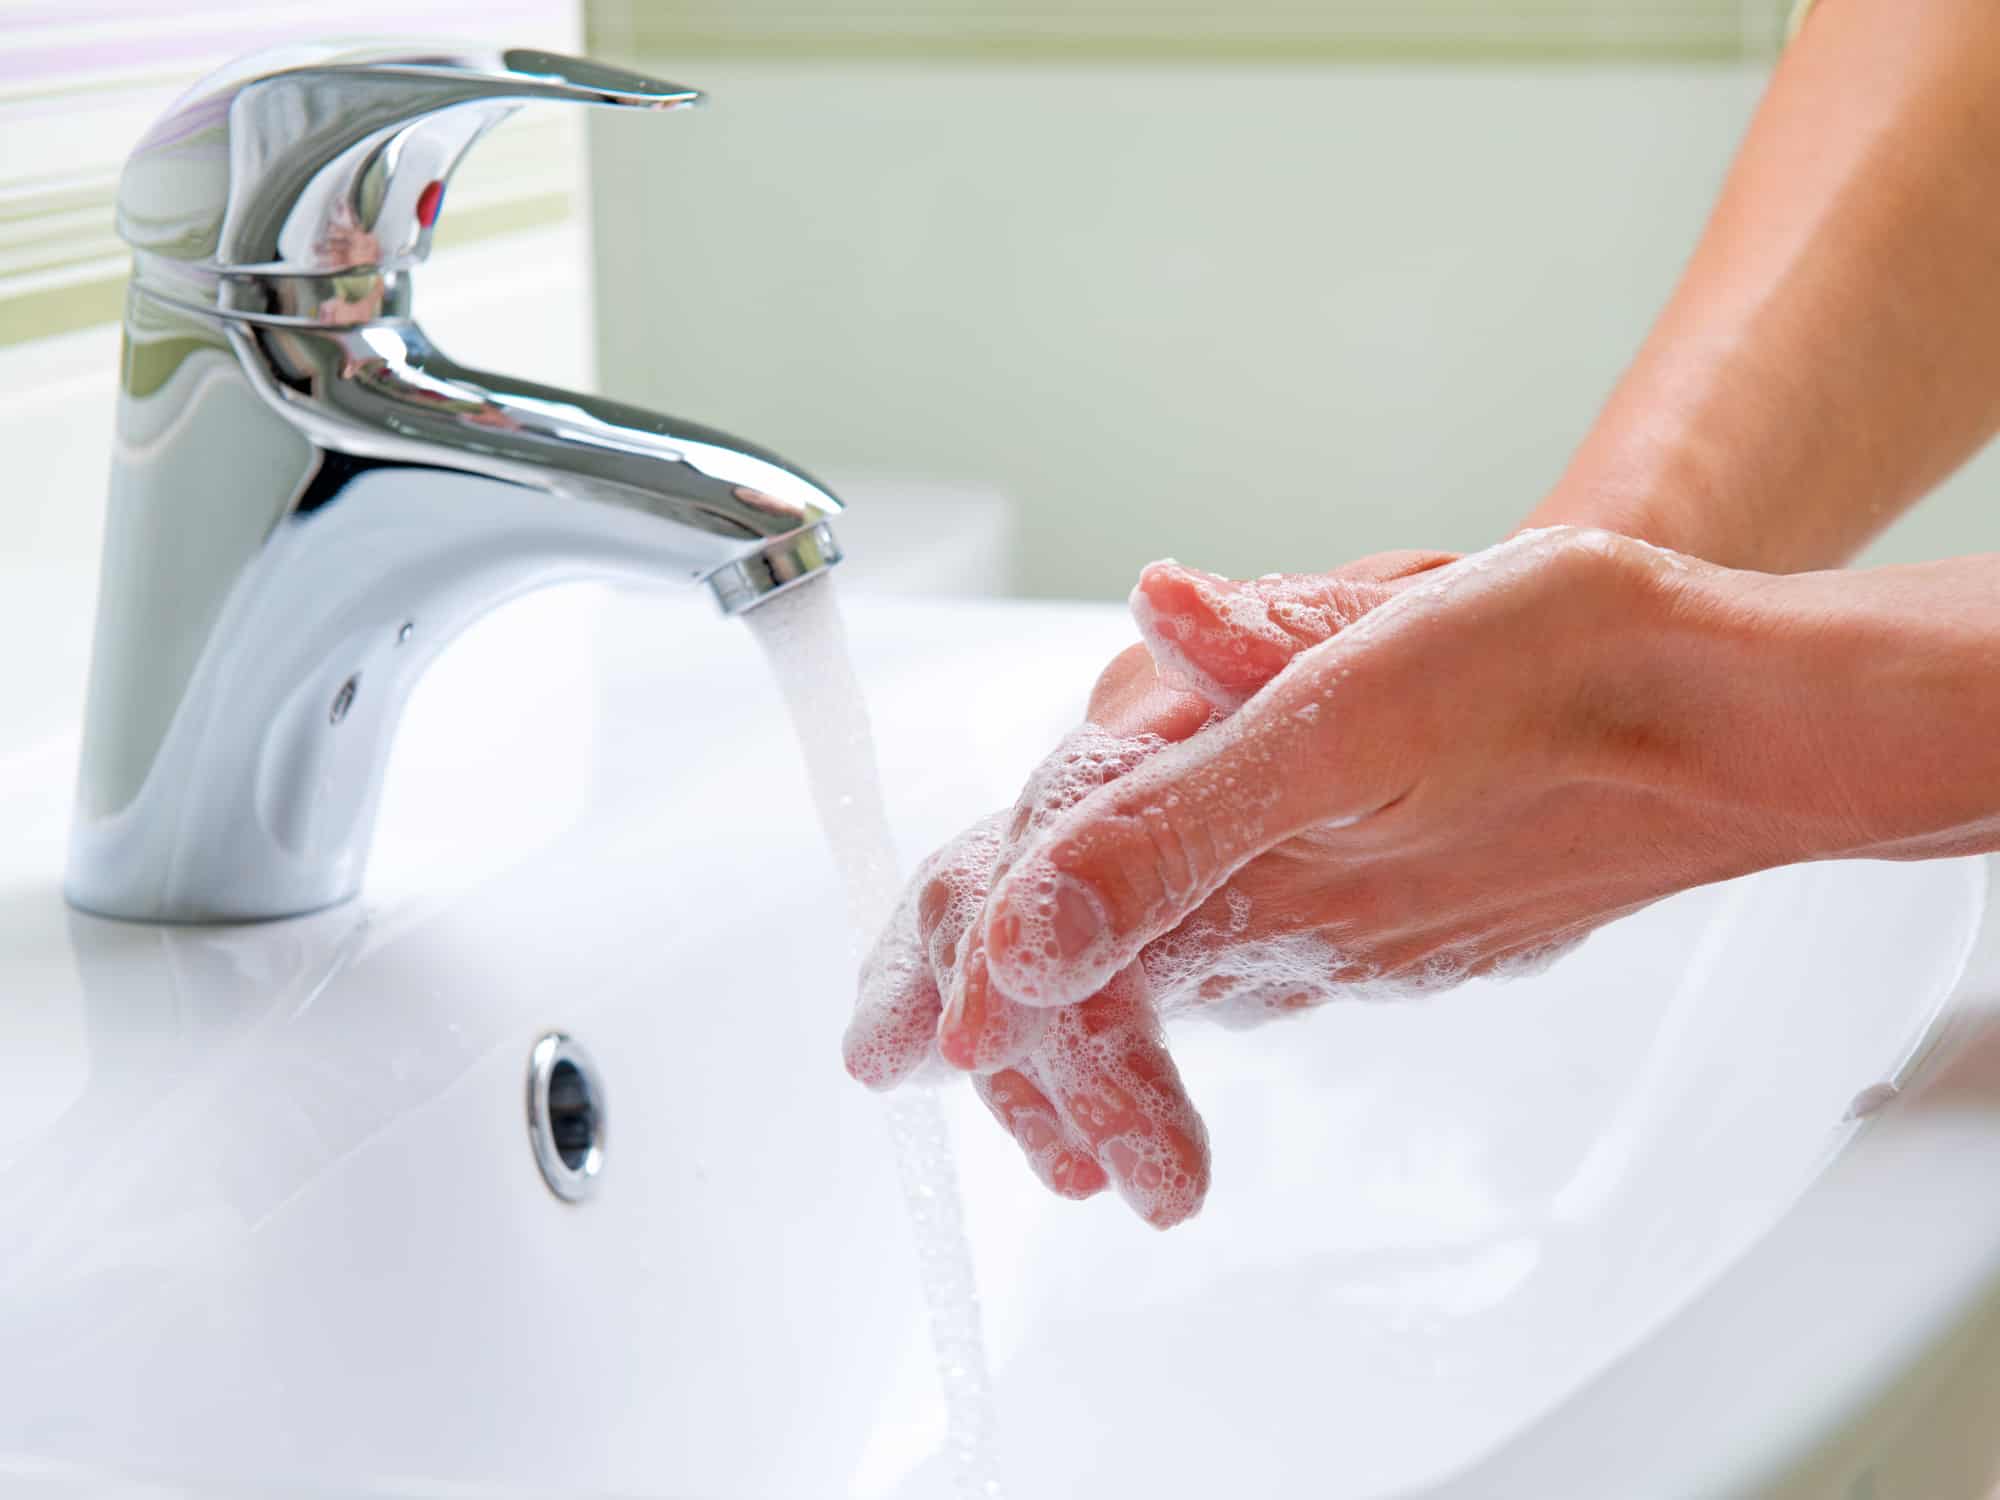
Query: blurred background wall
582 0 2000 598
6 0 1999 624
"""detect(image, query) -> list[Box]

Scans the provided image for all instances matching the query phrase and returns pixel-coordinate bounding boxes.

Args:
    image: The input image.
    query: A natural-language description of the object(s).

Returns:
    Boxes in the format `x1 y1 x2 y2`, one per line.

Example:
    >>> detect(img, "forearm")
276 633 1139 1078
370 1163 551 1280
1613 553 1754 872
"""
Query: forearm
1644 551 2000 868
1524 0 2000 572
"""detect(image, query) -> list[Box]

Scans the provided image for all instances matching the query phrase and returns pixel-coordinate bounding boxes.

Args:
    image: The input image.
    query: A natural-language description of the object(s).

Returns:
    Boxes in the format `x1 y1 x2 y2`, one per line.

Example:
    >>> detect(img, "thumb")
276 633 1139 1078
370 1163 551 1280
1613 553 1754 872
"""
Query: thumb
976 656 1405 1008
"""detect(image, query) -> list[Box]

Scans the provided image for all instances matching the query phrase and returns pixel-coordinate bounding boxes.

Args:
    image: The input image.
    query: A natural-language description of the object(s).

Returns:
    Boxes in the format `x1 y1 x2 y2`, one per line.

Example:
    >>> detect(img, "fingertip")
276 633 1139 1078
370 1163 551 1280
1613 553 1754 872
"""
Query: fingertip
1049 1150 1109 1199
980 870 1120 1012
841 1026 919 1091
1102 1136 1210 1229
1131 558 1221 614
843 973 940 1089
845 992 940 1089
1169 1142 1213 1228
1130 559 1313 708
850 886 945 1088
976 1069 1108 1201
1142 1199 1203 1231
1070 1010 1211 1229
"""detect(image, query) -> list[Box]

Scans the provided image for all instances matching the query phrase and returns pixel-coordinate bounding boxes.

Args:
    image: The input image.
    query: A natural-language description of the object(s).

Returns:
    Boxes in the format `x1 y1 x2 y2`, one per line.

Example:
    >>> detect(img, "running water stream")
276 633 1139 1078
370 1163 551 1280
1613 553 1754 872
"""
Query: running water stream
745 576 1005 1499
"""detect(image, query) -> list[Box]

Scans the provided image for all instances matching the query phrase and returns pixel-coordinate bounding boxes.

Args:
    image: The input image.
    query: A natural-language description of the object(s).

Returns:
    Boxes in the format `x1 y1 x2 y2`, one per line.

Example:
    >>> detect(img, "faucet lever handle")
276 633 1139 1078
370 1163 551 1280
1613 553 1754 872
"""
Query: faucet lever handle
117 43 699 278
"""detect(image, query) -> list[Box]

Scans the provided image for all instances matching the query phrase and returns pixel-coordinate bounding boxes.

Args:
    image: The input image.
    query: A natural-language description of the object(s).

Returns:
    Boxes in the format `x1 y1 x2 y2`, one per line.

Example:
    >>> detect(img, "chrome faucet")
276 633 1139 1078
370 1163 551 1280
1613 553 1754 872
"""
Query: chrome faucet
68 44 847 924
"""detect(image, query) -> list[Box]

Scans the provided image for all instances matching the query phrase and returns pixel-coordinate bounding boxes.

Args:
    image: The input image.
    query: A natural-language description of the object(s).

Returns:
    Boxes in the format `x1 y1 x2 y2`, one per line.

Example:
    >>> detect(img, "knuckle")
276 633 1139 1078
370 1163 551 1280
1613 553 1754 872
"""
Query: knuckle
1530 524 1660 596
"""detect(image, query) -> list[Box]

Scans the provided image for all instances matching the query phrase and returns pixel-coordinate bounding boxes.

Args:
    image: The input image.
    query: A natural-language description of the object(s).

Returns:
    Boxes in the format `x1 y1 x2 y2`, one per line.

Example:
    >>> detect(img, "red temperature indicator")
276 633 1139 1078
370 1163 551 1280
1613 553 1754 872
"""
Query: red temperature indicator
415 180 446 229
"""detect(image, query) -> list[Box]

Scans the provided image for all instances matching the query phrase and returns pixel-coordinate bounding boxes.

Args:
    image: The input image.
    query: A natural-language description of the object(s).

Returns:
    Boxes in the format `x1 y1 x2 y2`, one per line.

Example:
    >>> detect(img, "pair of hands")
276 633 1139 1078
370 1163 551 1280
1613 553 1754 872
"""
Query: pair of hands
845 528 1762 1226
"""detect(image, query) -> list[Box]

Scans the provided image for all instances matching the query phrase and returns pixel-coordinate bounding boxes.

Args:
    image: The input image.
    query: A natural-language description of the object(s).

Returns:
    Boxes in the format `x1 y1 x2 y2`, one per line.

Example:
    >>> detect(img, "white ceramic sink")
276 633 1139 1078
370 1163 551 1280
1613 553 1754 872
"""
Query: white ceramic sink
3 584 1999 1499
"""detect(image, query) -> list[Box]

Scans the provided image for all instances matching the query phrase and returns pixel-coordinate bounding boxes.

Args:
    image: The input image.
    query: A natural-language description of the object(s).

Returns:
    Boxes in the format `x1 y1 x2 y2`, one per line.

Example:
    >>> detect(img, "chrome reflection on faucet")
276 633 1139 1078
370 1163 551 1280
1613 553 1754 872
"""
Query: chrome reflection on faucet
69 44 848 924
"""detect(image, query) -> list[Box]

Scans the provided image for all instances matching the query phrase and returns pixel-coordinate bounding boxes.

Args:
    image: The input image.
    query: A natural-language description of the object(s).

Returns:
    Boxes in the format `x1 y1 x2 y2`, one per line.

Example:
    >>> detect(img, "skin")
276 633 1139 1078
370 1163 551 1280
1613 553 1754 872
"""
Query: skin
846 551 1455 1222
847 0 2000 1228
1525 0 2000 566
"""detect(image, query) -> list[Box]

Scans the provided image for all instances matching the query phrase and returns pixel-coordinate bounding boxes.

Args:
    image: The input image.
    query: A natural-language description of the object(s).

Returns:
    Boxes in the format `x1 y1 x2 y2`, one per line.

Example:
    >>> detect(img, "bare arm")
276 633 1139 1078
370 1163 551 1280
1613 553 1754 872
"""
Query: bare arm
1524 0 2000 571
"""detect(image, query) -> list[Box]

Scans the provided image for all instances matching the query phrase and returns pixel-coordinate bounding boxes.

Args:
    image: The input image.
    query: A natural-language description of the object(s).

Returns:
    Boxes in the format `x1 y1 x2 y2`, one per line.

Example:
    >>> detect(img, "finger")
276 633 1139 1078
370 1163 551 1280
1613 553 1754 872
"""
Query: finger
980 647 1403 1009
844 889 944 1090
1083 643 1224 744
893 814 1046 1073
1028 969 1210 1228
912 816 1004 976
937 937 1049 1071
847 818 1009 1090
1329 549 1461 586
1128 560 1383 709
973 1068 1109 1200
1005 724 1175 846
942 727 1174 1048
884 731 1172 1082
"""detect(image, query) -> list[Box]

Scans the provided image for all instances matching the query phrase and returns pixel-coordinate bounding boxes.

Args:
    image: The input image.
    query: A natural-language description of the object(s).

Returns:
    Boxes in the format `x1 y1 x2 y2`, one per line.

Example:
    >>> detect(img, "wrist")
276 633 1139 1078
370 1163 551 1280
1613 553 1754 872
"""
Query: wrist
1555 539 1825 879
1639 554 2000 866
1752 562 2000 859
1526 452 1732 566
1521 339 1878 574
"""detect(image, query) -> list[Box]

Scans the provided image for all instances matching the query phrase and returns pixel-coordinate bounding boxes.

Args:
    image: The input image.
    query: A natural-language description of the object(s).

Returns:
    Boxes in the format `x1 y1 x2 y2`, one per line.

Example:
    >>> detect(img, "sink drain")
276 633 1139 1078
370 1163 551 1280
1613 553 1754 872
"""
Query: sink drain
527 1033 604 1202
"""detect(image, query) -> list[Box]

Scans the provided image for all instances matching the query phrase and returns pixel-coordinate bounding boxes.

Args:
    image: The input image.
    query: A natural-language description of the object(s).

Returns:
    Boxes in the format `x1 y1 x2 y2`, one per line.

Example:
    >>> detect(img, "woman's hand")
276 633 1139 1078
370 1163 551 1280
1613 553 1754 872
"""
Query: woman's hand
967 530 1795 1030
852 527 2000 1227
843 549 1455 1223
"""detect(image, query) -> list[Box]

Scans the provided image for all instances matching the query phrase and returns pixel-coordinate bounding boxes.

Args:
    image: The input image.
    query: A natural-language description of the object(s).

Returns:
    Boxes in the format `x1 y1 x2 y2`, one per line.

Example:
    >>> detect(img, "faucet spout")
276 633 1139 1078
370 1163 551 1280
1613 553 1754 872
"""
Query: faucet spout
235 315 845 613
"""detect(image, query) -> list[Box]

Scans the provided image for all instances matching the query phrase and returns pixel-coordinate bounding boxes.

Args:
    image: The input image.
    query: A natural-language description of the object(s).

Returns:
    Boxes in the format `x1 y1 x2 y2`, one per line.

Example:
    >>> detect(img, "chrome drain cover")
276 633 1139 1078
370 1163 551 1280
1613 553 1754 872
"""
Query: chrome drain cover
527 1033 604 1202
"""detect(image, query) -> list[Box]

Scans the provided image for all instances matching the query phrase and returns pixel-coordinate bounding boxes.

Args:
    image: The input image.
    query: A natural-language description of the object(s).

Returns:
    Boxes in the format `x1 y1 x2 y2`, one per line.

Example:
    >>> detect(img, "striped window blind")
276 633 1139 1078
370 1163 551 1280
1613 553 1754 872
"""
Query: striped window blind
588 0 1795 64
0 0 583 346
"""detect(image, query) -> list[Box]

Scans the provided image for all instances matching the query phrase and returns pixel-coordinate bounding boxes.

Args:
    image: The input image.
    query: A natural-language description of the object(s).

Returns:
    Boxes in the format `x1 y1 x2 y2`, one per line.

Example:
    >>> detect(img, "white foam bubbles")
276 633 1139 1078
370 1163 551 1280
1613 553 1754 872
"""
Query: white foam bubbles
1128 562 1392 715
1129 584 1250 708
1135 902 1589 1029
1010 725 1168 840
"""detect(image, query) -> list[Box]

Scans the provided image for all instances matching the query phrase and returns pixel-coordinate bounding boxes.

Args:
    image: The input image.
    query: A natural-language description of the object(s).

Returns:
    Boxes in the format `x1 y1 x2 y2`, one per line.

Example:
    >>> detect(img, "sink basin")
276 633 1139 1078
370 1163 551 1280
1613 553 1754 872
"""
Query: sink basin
3 584 1999 1499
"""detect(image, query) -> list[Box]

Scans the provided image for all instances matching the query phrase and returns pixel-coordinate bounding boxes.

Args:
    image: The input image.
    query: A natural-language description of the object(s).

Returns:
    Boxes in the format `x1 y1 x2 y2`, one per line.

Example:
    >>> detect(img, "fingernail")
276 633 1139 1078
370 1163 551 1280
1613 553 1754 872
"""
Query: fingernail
935 954 983 1070
1050 876 1107 961
1018 1116 1058 1153
985 874 1113 1009
841 1017 894 1091
936 993 973 1071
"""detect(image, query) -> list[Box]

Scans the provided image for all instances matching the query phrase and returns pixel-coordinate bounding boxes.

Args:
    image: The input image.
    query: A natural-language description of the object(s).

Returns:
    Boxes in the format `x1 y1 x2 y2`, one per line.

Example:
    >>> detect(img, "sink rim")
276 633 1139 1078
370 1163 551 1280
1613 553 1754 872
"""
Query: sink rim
1420 850 2000 1499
